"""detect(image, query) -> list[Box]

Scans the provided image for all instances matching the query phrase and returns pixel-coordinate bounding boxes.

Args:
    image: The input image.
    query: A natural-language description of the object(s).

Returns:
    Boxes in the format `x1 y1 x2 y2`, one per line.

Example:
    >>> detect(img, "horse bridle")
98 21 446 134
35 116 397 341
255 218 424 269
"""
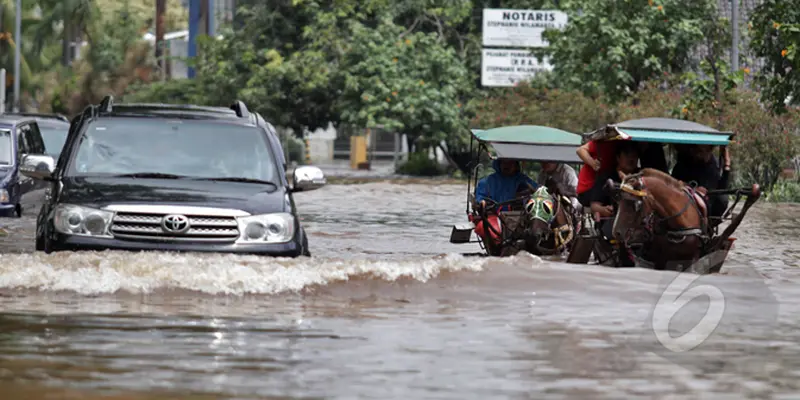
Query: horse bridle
526 190 575 252
620 175 707 244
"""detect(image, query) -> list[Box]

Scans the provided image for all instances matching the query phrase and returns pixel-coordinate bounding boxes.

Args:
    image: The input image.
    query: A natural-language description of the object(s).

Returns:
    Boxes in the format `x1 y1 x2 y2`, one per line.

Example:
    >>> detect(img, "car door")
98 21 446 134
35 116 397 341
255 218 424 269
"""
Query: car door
15 123 34 194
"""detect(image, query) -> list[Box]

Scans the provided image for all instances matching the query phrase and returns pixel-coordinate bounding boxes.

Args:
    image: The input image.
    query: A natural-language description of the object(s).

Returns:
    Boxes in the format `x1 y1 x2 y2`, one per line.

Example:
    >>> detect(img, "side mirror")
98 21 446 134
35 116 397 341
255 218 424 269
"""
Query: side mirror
19 154 55 180
291 165 326 192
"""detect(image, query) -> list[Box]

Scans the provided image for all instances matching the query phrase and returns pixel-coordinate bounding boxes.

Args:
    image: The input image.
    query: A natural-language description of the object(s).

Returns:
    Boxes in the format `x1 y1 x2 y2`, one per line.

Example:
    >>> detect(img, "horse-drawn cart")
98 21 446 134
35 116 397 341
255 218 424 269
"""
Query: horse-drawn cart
566 118 762 274
449 125 585 257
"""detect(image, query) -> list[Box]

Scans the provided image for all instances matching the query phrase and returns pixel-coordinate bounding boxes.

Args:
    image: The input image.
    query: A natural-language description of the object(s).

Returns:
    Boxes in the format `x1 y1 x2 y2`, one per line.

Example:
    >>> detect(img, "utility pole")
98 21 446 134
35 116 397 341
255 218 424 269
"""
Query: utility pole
156 0 166 80
0 69 6 114
731 0 739 72
155 0 171 80
13 0 20 112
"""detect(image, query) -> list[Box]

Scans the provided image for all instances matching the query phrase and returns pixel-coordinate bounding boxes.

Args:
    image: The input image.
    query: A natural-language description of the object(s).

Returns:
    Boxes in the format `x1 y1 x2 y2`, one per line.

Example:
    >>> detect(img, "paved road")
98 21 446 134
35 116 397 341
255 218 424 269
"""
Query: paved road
292 160 399 179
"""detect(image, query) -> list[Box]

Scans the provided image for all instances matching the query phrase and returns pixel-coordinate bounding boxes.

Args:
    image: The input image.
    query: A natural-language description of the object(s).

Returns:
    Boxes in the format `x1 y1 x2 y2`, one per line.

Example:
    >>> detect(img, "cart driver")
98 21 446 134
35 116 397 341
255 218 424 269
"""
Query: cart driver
537 161 580 210
475 159 539 212
589 141 641 236
671 144 731 220
589 141 641 267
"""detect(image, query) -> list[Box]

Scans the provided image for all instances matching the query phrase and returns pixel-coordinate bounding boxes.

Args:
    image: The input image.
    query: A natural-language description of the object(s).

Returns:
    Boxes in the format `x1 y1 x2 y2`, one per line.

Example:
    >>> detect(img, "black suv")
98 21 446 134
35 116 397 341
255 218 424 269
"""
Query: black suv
22 96 326 257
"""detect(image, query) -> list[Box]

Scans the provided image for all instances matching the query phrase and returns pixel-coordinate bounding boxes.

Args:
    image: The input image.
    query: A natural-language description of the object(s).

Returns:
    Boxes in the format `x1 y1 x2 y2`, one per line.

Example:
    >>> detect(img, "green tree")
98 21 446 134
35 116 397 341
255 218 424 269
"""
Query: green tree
544 0 716 100
750 0 800 113
337 20 470 151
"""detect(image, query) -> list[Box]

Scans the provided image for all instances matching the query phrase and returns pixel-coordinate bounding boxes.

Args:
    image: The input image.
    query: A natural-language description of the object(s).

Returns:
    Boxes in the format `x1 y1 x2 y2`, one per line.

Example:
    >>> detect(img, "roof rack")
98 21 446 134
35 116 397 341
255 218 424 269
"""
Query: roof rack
99 95 114 113
230 100 250 118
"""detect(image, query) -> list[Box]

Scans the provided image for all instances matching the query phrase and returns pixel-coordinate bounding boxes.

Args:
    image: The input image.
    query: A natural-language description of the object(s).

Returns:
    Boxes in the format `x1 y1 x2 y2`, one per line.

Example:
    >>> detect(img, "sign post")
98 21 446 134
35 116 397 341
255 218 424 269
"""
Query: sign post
480 9 568 88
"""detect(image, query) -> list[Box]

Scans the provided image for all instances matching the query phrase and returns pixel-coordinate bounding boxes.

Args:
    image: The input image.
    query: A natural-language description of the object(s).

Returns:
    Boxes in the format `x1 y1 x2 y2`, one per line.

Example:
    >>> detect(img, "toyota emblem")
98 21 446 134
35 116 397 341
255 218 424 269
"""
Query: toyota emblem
161 214 190 234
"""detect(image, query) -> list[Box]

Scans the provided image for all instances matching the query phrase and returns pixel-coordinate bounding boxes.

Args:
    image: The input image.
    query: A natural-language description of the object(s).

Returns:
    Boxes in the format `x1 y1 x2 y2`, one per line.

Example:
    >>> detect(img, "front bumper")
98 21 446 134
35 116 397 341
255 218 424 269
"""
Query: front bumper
0 203 15 211
49 234 304 257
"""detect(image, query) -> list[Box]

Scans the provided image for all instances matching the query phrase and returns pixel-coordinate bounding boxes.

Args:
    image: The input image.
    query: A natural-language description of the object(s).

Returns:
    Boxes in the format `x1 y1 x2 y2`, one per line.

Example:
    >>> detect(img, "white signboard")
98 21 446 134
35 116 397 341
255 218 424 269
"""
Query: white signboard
481 49 552 87
482 9 568 48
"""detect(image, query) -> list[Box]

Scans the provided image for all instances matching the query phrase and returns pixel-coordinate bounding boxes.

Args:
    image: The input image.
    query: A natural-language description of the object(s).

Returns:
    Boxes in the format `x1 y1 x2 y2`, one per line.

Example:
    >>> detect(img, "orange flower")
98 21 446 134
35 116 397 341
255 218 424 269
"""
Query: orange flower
648 0 653 5
386 97 391 102
392 91 398 96
392 58 398 63
456 103 462 108
681 107 688 114
362 95 369 101
657 5 663 11
419 80 425 85
405 39 412 45
774 22 781 29
743 67 751 74
782 49 788 57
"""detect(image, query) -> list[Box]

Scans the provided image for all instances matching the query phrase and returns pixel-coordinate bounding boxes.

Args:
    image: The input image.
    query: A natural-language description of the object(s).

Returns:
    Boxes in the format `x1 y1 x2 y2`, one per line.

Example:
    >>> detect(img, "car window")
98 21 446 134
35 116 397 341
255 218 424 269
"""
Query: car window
0 129 12 165
25 122 46 154
17 124 30 156
39 125 68 157
67 118 279 182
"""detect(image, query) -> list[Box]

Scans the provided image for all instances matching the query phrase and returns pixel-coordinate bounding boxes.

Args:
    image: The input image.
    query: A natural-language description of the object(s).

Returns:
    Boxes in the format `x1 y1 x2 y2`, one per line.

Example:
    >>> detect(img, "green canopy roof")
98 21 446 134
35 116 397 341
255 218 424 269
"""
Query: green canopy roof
614 129 732 145
472 125 582 145
586 118 734 145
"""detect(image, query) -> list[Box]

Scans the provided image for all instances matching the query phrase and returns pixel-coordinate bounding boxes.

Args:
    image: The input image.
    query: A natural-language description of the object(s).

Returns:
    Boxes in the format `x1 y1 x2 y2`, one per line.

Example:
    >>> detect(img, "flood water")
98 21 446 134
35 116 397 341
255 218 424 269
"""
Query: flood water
0 182 798 399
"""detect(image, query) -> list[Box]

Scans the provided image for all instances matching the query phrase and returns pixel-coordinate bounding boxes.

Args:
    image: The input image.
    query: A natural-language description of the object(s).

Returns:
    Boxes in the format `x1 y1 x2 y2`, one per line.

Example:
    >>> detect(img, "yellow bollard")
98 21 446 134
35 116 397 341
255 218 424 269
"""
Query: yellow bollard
350 136 367 169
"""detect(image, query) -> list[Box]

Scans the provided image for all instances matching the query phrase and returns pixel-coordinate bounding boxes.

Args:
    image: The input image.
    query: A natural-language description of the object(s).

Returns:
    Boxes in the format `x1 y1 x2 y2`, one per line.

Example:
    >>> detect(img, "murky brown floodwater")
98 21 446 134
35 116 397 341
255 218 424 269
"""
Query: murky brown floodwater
0 183 798 399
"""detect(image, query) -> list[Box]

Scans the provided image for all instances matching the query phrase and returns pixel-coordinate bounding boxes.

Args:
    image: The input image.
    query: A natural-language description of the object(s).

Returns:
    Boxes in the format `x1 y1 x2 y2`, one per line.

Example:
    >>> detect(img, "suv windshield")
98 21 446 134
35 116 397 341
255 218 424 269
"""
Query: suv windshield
39 125 68 157
0 129 12 165
68 118 278 182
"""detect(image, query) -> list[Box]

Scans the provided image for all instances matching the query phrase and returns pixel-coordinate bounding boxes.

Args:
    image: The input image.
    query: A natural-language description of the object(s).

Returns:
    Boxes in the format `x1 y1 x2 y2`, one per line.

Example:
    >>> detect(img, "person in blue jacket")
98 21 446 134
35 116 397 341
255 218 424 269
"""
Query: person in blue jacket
475 159 539 212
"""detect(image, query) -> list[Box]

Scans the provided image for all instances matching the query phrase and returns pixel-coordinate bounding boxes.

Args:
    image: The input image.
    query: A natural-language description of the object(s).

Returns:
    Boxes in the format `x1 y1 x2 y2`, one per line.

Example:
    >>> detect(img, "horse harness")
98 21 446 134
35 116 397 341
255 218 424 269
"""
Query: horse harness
620 176 708 244
527 189 575 252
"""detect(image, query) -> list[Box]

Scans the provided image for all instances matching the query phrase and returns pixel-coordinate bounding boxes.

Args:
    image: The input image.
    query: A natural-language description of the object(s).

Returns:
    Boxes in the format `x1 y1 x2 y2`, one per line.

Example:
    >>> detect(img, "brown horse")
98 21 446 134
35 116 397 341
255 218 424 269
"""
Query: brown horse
527 186 578 255
612 168 709 271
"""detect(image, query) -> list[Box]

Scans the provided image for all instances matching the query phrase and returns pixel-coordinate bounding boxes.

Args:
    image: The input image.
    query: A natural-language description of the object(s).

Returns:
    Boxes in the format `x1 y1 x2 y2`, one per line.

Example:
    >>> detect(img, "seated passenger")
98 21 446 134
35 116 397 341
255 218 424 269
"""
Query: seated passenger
589 141 642 237
576 139 616 208
671 144 731 220
638 142 669 172
537 161 580 210
475 159 539 212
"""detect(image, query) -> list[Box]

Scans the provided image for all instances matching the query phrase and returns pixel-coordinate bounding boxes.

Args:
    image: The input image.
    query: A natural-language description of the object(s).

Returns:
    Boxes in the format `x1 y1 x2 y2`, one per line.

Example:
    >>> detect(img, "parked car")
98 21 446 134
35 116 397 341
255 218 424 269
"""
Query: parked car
0 115 51 217
25 96 326 256
8 113 71 159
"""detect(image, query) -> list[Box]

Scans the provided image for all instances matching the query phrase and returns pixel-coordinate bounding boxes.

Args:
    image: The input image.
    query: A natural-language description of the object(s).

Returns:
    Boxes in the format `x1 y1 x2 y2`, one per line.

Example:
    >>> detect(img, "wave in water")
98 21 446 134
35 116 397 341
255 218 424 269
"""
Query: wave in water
0 252 545 296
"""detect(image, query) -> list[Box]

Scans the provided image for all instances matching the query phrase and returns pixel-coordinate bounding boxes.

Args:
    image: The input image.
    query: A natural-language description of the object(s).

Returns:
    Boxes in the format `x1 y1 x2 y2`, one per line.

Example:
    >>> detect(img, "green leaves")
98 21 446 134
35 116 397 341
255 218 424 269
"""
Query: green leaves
545 0 716 100
750 0 800 113
337 20 468 142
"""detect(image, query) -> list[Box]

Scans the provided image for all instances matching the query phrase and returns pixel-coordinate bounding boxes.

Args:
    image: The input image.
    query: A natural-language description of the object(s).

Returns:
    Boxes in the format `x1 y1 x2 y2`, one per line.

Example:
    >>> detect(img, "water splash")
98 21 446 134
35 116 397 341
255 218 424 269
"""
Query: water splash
0 252 537 296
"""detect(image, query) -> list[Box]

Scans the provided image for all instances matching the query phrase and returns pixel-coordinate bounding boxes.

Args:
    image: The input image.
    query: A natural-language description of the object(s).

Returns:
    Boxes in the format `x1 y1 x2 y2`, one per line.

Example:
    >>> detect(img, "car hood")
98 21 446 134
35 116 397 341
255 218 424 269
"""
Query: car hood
59 176 289 215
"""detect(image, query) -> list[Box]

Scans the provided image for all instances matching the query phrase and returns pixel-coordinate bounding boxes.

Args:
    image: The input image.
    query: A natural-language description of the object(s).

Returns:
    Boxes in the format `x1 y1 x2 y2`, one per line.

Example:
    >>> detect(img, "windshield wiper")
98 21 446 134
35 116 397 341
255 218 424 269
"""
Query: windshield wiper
194 177 278 186
113 172 189 179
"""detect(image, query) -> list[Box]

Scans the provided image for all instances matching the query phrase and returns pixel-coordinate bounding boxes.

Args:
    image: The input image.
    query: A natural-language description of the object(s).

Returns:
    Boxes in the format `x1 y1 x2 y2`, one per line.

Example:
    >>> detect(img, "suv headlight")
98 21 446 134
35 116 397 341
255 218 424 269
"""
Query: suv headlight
53 204 114 237
0 189 8 203
236 213 295 244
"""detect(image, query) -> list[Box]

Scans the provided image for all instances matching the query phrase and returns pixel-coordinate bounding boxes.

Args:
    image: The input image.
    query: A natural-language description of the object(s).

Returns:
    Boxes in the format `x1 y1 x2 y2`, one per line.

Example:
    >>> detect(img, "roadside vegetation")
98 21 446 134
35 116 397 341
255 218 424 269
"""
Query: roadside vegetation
6 0 800 201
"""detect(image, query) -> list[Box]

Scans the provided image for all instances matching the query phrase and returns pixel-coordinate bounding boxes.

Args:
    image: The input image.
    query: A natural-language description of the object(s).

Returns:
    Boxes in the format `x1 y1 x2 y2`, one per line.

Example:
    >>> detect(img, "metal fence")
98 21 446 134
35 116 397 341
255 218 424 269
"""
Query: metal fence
332 125 406 164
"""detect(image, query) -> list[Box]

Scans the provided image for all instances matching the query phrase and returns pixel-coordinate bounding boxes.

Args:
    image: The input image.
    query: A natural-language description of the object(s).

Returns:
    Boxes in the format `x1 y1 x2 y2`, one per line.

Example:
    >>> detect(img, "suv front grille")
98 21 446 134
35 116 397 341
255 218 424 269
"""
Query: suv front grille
110 211 240 242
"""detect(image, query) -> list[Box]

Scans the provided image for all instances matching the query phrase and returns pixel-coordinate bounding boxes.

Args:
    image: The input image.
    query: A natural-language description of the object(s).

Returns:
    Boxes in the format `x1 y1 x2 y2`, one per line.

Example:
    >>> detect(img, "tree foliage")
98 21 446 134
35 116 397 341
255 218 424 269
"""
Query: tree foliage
338 21 470 146
750 0 800 113
545 0 716 100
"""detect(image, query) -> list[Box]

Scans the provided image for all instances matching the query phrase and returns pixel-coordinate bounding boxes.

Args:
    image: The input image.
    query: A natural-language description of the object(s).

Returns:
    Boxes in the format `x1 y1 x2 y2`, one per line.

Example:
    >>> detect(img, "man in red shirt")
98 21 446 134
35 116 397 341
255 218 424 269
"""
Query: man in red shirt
576 140 615 207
